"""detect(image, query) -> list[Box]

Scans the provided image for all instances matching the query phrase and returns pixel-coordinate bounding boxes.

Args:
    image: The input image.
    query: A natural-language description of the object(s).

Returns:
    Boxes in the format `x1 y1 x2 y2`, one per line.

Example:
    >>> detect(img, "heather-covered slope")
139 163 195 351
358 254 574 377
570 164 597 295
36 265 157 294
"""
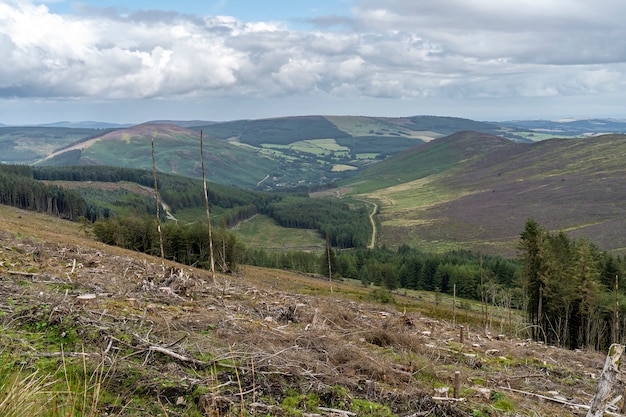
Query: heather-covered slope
345 132 626 256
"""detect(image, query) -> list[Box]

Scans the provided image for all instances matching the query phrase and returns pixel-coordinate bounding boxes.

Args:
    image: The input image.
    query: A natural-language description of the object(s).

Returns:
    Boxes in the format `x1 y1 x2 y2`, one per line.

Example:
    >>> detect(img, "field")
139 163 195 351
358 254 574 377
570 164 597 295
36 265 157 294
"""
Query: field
231 214 326 252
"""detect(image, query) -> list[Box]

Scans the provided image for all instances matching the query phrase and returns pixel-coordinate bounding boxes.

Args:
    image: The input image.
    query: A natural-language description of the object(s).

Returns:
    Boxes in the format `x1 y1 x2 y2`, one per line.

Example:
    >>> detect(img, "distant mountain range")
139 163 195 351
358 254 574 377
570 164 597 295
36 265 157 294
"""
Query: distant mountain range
3 115 626 135
34 121 134 129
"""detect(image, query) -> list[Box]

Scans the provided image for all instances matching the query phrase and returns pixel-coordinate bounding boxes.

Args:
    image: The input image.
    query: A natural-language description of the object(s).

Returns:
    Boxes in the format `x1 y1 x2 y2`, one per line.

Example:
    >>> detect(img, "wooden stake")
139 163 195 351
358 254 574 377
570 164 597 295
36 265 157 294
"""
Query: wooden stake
459 326 464 344
454 371 461 399
614 274 619 343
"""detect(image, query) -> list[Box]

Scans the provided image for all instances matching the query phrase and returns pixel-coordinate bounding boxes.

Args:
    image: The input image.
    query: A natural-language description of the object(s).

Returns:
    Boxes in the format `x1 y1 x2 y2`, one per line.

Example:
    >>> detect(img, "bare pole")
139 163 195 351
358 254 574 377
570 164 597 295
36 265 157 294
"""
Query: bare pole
200 130 216 284
453 283 456 326
326 236 333 294
152 137 165 259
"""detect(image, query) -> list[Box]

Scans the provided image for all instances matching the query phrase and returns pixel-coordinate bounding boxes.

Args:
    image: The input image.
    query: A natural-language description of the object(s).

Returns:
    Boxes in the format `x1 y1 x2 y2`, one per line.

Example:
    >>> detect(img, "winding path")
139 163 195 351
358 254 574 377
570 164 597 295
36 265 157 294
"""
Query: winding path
360 199 378 249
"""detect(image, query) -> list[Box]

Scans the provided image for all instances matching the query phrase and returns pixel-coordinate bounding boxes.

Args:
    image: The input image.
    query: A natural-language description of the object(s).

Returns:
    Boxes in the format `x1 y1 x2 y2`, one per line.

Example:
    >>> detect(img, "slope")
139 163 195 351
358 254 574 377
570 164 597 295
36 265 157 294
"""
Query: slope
0 204 615 417
342 131 515 194
345 132 626 256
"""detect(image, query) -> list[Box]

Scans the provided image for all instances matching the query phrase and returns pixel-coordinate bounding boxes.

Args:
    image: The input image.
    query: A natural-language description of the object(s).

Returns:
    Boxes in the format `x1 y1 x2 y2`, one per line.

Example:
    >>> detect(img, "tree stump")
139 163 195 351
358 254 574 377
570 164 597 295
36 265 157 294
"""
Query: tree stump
586 343 624 417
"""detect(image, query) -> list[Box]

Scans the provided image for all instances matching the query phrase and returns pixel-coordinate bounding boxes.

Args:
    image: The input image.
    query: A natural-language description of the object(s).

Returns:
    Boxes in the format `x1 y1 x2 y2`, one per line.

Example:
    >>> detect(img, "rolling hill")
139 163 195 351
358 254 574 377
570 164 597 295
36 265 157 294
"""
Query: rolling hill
6 116 524 190
342 131 626 256
2 115 623 191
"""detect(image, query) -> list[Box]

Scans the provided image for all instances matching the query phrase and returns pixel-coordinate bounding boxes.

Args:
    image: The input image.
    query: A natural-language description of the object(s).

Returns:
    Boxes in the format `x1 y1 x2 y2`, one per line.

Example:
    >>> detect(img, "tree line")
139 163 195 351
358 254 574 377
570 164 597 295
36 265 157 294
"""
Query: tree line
264 196 372 248
92 216 244 273
247 244 519 301
0 165 87 220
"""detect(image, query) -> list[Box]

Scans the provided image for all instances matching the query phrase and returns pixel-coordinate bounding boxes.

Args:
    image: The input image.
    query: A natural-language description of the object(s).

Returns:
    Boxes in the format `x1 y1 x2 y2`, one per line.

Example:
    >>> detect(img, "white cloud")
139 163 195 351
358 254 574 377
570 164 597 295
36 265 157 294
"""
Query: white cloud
1 0 626 122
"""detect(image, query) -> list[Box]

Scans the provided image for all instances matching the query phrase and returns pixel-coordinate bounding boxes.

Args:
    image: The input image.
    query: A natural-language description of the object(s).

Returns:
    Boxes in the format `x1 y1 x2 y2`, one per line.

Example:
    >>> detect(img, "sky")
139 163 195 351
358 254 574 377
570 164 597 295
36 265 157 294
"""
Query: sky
1 0 626 125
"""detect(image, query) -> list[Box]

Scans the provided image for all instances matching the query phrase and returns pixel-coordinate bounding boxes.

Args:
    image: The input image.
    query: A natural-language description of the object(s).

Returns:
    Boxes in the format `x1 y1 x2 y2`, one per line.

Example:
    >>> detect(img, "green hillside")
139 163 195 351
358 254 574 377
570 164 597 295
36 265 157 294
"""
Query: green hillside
0 116 560 190
38 123 277 189
38 118 432 190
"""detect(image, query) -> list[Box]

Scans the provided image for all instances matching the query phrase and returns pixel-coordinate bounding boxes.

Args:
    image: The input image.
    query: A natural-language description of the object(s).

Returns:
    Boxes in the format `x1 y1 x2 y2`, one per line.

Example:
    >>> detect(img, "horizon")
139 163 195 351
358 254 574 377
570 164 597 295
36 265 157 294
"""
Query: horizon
3 114 626 128
1 0 626 124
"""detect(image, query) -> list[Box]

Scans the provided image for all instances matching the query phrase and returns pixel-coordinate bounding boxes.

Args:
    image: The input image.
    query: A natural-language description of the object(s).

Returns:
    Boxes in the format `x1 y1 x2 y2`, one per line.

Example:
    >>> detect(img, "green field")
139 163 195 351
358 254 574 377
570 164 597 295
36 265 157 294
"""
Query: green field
232 214 325 252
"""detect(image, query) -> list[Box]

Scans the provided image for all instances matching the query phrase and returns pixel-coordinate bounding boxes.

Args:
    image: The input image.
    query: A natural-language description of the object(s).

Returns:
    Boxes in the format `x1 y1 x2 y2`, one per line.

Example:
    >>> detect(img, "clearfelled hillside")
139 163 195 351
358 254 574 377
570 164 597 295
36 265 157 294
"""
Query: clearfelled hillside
0 203 616 417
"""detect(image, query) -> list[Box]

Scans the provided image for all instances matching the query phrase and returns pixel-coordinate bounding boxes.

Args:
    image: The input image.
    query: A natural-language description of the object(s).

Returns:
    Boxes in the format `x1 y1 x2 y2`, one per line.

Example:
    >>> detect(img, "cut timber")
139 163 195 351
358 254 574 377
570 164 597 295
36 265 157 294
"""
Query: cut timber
587 343 624 417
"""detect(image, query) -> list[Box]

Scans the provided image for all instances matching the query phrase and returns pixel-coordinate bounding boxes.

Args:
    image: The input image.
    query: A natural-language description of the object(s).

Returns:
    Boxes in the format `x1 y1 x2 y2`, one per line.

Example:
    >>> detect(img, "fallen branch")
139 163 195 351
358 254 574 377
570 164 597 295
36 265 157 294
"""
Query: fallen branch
317 406 357 416
498 386 622 417
147 345 249 372
7 270 40 277
432 397 465 402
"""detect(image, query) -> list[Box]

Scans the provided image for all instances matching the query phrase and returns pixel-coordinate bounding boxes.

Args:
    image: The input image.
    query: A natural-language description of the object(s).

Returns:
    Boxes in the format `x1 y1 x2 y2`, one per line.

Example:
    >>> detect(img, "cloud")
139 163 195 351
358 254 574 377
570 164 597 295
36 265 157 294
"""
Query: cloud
0 0 625 112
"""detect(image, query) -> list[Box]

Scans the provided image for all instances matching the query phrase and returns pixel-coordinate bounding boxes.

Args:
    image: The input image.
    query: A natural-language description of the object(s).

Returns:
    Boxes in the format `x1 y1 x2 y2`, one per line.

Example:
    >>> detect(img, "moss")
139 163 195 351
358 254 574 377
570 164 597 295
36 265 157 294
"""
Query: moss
280 390 320 416
350 398 395 416
491 391 515 412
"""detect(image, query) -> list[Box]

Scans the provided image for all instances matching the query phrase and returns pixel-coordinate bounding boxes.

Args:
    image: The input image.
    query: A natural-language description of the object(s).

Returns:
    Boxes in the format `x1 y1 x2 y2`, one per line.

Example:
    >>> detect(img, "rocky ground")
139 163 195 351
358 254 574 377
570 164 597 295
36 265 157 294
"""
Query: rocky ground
0 204 621 416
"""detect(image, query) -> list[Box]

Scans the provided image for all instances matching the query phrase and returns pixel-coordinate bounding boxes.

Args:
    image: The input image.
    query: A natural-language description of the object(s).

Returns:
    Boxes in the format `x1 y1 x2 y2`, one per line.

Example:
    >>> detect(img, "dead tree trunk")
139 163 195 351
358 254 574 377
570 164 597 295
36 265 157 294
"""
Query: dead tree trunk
199 130 216 284
586 343 624 417
152 137 165 259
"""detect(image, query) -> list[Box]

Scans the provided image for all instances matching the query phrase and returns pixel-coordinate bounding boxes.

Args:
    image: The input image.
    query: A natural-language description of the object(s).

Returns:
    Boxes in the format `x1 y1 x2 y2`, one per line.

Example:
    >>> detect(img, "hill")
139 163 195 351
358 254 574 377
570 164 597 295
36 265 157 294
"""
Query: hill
0 204 617 416
38 123 278 189
4 115 624 190
343 131 626 256
500 118 626 139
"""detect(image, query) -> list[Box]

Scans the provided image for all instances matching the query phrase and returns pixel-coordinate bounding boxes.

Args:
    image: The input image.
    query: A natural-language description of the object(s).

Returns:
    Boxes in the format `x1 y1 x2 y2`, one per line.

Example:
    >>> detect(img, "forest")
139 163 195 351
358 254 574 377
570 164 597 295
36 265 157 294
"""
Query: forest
0 165 87 220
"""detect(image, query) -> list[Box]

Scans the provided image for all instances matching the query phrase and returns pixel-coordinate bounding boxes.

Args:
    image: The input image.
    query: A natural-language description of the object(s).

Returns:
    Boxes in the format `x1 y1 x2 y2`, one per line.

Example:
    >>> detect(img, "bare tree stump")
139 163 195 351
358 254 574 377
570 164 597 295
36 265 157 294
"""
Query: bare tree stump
587 343 624 417
366 379 376 399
